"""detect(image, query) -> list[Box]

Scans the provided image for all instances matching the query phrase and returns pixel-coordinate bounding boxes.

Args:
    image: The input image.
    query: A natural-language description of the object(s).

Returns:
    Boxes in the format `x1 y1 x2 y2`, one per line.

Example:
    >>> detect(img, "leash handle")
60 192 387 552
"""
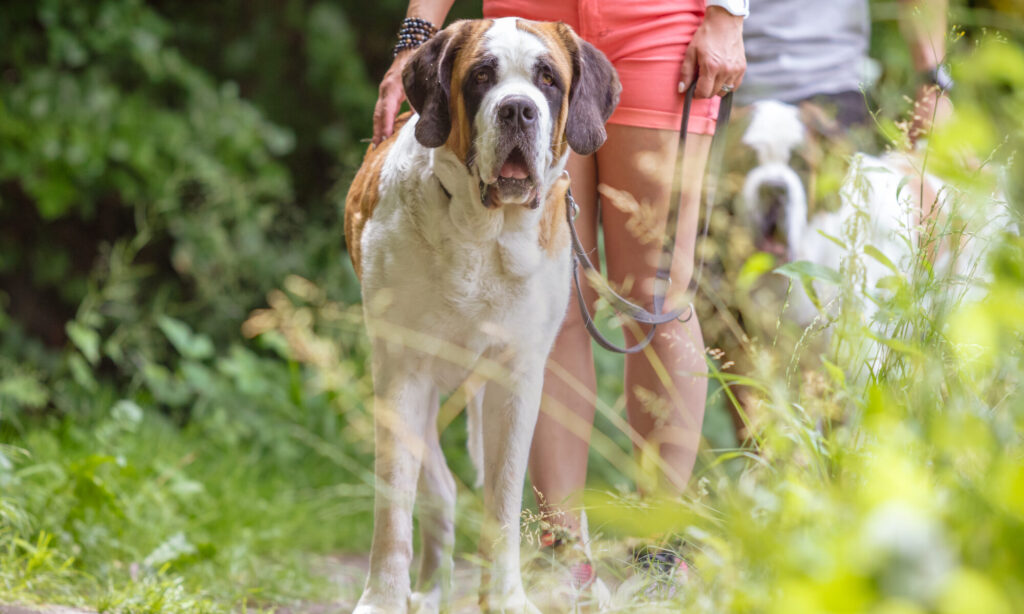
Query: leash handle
567 81 733 354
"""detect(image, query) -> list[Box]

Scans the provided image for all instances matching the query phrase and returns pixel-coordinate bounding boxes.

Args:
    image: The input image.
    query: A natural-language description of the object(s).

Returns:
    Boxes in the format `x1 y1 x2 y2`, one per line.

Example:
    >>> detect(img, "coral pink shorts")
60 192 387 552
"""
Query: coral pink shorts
483 0 720 134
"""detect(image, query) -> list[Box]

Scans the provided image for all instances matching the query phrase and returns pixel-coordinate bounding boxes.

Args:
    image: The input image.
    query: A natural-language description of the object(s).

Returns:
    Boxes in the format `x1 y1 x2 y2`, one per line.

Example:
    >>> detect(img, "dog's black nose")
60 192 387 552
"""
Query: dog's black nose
498 97 538 130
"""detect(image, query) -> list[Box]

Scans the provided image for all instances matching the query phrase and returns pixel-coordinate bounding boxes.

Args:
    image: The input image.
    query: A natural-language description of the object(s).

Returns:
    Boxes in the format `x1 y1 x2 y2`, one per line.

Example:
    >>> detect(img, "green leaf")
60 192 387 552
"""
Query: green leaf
143 532 198 569
737 252 776 291
774 260 842 286
821 358 846 387
67 353 98 391
864 244 900 275
0 375 49 408
817 230 846 250
66 321 100 365
110 399 143 427
876 275 906 292
157 316 214 360
776 260 841 311
869 331 925 357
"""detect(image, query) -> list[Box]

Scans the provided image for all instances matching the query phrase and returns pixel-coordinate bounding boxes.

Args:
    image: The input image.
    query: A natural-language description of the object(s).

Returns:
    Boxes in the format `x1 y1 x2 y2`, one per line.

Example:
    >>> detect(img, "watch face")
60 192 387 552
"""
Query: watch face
927 66 954 91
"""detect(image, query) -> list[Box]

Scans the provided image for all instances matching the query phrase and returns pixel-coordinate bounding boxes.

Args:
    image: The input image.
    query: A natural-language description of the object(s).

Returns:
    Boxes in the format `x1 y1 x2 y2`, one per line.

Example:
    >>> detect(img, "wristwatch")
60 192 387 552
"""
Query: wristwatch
706 0 749 17
923 65 954 92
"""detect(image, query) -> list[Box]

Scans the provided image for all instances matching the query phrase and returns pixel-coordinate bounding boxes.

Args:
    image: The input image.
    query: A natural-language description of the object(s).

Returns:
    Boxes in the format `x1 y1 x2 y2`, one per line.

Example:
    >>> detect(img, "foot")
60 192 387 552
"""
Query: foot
409 588 441 614
352 603 401 614
526 530 611 612
353 591 408 614
613 544 691 604
479 587 542 614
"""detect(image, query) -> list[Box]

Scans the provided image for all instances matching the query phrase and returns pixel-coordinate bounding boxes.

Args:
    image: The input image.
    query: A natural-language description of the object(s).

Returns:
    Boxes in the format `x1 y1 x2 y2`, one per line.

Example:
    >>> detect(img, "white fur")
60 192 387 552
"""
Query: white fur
741 101 808 261
353 20 572 614
472 18 556 199
740 100 1017 368
742 100 805 166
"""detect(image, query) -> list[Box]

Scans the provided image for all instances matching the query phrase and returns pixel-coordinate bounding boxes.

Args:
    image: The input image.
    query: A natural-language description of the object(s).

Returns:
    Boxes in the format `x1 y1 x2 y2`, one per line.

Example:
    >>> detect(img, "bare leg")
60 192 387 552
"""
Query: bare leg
527 152 600 534
599 125 713 494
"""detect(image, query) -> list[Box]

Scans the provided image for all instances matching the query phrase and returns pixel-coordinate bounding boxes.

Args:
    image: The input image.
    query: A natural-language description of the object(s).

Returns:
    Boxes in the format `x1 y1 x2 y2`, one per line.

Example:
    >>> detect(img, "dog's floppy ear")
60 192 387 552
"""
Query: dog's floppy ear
402 24 463 148
565 35 620 156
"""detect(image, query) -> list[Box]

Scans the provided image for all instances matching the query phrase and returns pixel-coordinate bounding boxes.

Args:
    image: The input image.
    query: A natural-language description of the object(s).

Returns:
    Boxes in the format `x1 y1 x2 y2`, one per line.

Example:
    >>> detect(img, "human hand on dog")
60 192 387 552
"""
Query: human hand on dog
372 50 414 146
679 6 746 99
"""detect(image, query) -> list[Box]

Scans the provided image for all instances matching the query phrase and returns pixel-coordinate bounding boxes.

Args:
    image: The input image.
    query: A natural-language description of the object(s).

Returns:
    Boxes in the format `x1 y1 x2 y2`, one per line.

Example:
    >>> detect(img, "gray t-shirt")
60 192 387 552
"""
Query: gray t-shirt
738 0 871 105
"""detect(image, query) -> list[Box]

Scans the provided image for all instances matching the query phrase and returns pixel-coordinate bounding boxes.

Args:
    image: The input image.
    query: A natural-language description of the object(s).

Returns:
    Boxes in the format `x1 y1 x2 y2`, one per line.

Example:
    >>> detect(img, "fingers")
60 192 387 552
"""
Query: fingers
372 94 398 146
694 51 746 99
685 9 747 99
372 82 407 145
694 66 718 100
721 60 745 95
372 56 412 146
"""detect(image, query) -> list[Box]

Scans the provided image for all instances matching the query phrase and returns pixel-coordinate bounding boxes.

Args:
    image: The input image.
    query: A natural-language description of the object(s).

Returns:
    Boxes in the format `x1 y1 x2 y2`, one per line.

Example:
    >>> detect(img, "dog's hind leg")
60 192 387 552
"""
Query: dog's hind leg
355 370 436 614
410 416 456 614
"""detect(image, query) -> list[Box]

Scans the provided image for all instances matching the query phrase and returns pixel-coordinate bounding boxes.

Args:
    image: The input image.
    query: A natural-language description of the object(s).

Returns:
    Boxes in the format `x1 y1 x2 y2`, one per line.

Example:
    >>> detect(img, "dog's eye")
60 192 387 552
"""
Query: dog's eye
540 71 554 86
475 70 490 84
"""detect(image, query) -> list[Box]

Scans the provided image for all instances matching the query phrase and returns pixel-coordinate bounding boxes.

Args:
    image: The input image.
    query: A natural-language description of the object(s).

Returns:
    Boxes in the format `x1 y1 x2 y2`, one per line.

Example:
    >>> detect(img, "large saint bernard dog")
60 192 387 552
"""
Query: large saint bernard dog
345 17 619 614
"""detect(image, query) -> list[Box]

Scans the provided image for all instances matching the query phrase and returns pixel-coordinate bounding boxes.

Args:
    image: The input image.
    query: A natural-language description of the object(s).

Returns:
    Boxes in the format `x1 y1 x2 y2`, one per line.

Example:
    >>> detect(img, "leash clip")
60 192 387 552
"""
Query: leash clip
561 171 580 219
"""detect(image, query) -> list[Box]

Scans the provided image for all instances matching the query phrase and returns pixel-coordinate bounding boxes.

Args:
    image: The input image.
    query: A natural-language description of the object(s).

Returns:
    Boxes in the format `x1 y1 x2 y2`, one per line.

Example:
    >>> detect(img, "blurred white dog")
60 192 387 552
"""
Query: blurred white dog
739 100 1014 344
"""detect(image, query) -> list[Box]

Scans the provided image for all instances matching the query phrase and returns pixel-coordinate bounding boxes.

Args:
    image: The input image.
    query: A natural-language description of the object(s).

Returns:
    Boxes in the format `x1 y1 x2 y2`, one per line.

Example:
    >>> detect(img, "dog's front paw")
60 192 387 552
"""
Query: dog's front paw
353 593 406 614
352 606 391 614
352 605 396 614
409 588 442 614
480 589 542 614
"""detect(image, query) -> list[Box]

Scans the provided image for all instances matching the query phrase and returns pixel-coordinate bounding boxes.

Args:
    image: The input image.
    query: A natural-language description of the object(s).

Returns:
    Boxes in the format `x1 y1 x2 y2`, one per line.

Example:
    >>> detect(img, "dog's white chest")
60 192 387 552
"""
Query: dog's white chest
358 132 570 381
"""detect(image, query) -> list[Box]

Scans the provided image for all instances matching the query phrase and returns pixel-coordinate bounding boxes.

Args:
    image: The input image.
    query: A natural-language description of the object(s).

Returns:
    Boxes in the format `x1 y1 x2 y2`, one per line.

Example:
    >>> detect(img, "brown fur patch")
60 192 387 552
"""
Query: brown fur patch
513 21 576 257
344 112 413 279
538 172 570 258
445 20 492 163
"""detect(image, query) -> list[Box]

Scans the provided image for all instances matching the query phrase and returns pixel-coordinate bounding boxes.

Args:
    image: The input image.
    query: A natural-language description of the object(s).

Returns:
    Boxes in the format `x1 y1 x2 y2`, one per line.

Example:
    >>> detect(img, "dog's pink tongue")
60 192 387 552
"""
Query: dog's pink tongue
499 159 529 180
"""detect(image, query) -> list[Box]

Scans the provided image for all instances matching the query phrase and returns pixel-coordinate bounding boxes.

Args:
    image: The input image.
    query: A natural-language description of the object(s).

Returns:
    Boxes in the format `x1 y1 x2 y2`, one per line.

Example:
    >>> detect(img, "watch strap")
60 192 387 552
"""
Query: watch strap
924 65 954 92
706 0 750 17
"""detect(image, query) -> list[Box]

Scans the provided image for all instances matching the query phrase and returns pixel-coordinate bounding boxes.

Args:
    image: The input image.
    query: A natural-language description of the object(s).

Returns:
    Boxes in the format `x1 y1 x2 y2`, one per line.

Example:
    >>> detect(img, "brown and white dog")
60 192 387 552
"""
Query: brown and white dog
345 18 619 614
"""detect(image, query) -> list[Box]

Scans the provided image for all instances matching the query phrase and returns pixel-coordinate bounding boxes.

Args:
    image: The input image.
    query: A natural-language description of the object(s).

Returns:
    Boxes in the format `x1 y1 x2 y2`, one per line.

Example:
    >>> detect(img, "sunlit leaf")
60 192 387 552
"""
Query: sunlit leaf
66 321 100 365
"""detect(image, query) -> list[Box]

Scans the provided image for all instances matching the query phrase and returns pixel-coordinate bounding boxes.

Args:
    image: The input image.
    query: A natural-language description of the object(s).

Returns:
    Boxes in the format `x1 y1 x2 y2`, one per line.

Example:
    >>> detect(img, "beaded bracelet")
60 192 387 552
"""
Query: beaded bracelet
393 17 439 57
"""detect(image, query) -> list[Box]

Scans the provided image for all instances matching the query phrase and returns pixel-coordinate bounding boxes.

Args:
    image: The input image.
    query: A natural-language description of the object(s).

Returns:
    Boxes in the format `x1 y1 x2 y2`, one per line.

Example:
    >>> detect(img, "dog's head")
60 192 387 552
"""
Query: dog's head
403 18 620 208
740 100 809 260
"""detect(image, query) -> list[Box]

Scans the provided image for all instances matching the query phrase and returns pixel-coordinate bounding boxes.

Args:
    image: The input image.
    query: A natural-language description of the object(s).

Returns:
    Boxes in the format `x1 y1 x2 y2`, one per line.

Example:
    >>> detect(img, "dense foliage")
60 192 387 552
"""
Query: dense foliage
0 0 394 609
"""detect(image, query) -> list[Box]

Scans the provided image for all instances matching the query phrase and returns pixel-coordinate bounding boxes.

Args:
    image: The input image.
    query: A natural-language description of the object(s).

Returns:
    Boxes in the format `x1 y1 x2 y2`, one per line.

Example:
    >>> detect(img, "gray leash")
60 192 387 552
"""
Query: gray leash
565 81 733 354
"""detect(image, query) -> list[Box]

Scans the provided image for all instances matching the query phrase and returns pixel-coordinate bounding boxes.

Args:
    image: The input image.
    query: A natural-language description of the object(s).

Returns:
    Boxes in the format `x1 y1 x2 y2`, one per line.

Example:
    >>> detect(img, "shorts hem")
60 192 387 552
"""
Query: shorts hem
607 105 718 135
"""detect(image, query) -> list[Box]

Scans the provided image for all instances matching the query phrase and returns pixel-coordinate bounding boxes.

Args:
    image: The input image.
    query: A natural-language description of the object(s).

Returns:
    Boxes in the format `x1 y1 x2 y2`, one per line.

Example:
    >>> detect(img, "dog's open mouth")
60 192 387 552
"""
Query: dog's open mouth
483 147 538 208
498 147 531 181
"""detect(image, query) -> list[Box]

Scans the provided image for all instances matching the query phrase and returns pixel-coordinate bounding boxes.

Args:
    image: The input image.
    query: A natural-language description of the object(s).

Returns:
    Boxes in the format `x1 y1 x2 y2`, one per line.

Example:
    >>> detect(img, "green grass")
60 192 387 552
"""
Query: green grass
0 339 376 611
